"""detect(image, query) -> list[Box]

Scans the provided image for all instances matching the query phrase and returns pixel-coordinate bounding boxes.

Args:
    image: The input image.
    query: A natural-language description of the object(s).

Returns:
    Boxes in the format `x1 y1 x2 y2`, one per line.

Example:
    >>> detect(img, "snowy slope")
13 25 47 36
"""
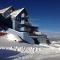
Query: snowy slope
0 29 60 60
6 28 34 44
0 42 60 60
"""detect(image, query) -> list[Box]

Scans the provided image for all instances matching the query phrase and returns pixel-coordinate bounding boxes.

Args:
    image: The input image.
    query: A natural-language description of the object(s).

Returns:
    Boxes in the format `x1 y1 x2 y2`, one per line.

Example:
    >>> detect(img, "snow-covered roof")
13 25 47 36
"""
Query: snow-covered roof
0 6 12 13
10 8 24 18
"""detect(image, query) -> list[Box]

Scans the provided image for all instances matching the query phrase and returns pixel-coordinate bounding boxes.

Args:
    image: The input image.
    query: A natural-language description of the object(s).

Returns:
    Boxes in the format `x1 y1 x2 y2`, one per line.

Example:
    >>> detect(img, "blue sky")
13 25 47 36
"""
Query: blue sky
0 0 60 37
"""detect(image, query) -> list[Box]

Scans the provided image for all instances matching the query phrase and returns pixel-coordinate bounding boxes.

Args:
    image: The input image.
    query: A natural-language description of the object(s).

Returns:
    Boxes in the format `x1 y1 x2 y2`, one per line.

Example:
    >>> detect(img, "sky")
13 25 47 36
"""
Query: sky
0 0 60 37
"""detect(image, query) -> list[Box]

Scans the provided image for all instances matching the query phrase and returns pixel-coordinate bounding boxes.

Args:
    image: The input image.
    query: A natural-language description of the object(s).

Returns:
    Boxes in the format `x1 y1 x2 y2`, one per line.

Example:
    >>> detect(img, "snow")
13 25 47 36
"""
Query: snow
0 49 28 60
0 40 60 54
6 29 22 42
10 8 24 18
0 43 60 60
7 33 21 42
0 29 60 60
0 38 60 60
6 28 34 44
0 6 12 13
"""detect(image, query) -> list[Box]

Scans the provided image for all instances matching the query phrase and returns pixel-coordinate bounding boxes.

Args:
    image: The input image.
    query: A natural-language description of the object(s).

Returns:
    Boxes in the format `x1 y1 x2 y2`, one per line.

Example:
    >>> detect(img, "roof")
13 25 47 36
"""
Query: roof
0 6 12 13
10 8 24 18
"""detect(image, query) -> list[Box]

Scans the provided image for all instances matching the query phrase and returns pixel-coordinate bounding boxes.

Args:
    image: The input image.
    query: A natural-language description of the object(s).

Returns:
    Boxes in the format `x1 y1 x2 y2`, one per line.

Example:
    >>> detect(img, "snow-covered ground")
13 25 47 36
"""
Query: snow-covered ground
0 29 60 60
0 39 60 60
6 28 34 44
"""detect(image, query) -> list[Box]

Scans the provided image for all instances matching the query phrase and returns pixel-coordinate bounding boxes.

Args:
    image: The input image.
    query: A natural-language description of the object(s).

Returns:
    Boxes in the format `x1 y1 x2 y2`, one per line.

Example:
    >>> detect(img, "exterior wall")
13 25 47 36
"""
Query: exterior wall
20 12 32 32
15 11 32 32
5 17 12 29
17 32 34 44
37 35 47 43
14 12 28 32
15 20 21 31
14 15 21 31
11 17 15 30
0 15 12 29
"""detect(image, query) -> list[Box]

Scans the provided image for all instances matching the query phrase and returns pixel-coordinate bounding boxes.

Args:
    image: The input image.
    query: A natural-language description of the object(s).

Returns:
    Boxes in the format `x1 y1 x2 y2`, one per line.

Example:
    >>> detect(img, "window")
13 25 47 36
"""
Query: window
16 17 21 22
21 13 25 17
20 27 25 31
21 20 25 24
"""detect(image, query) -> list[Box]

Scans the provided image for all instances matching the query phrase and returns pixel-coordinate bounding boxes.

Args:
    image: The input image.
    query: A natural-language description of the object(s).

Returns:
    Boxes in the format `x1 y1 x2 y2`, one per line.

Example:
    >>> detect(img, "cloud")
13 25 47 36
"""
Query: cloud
39 29 60 38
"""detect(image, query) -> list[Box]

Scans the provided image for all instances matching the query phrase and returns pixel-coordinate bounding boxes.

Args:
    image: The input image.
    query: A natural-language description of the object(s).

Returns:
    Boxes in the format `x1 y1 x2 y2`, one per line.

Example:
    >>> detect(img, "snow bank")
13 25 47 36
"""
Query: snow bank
0 40 60 60
6 28 34 44
0 43 60 55
0 45 60 60
6 33 21 42
6 29 22 42
0 29 22 42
